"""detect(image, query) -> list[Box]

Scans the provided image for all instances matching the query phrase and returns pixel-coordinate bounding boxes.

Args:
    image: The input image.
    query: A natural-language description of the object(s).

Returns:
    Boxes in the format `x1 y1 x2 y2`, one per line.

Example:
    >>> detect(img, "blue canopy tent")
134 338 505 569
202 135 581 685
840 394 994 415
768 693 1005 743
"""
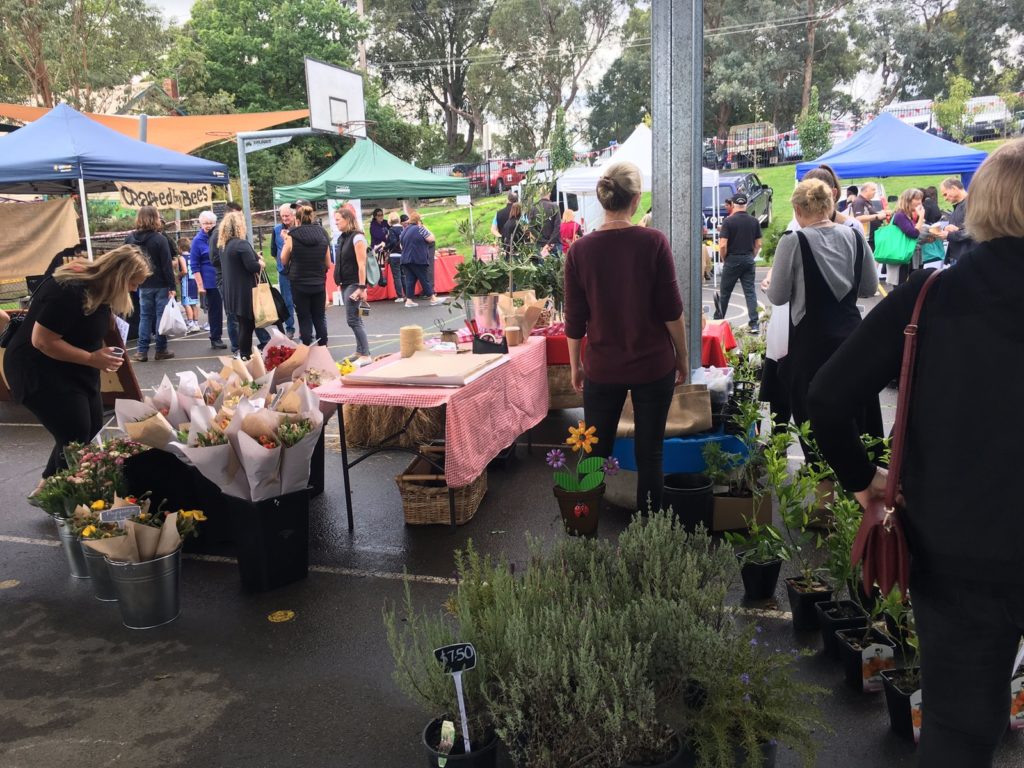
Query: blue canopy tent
796 112 987 188
0 103 229 257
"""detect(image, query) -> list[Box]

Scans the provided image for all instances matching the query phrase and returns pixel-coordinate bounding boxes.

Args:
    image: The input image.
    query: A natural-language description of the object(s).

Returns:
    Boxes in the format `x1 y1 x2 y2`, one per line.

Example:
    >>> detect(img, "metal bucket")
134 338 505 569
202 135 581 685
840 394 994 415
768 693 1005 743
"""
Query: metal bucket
55 518 89 579
80 542 118 601
469 294 501 333
107 548 182 629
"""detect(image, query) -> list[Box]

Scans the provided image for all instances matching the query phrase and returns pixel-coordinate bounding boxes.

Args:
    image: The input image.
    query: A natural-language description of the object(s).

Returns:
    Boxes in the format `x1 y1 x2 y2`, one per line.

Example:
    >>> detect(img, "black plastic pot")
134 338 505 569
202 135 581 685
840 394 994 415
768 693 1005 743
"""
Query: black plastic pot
739 557 782 601
880 667 921 740
836 627 897 692
784 577 833 632
663 474 713 533
422 719 498 768
815 600 869 660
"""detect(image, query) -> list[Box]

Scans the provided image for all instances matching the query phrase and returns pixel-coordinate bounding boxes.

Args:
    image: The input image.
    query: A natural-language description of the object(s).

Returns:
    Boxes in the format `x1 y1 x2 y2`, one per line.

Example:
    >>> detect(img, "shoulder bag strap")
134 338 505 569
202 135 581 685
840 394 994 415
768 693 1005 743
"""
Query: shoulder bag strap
885 268 943 509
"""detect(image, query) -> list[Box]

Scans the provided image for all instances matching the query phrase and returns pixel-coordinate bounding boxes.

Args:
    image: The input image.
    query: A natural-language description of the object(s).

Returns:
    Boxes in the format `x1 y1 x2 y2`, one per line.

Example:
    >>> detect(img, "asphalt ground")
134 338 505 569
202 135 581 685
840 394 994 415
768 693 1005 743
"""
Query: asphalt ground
2 270 1022 767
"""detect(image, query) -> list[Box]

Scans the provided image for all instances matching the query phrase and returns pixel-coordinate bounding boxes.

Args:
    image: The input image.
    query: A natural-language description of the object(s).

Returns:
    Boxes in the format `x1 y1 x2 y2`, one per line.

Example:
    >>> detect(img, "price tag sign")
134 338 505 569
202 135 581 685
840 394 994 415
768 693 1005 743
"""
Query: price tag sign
98 505 140 525
434 643 477 674
433 643 477 754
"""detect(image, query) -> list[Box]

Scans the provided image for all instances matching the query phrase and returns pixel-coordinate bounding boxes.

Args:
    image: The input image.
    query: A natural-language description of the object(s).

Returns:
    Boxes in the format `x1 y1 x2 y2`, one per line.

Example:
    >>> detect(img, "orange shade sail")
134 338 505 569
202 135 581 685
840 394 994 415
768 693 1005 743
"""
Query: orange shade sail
0 103 310 154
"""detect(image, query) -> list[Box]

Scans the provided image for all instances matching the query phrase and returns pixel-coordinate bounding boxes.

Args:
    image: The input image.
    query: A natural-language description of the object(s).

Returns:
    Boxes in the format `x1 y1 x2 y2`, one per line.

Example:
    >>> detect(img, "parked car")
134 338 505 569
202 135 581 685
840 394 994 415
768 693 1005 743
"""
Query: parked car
469 160 526 194
725 121 779 167
702 172 773 231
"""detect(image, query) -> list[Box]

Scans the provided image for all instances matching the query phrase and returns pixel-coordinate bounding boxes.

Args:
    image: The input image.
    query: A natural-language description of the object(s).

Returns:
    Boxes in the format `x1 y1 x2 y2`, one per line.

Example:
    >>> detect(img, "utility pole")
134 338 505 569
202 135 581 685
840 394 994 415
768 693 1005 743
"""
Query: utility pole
355 0 367 71
652 1 704 370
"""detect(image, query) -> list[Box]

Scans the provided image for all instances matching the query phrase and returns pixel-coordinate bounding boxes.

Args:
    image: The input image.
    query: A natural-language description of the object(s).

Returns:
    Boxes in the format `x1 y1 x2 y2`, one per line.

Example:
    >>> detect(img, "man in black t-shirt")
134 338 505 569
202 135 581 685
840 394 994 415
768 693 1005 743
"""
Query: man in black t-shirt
713 193 762 332
850 182 890 249
490 191 519 241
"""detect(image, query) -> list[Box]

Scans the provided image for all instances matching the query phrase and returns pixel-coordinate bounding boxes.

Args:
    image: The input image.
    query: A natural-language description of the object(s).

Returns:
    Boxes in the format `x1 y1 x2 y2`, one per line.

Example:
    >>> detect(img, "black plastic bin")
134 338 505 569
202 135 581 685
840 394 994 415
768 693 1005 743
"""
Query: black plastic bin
228 488 310 592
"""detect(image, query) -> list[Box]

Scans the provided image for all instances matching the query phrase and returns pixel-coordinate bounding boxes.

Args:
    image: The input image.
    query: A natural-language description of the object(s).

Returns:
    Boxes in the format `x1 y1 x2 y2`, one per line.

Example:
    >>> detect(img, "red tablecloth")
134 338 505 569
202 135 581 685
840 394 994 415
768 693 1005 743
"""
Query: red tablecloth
362 254 465 302
316 338 548 487
701 320 736 368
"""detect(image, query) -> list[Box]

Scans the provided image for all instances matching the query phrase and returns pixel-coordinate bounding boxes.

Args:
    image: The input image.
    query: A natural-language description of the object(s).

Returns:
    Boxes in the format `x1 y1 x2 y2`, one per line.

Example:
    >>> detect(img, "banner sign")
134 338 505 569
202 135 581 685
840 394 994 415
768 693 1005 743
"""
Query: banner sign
115 182 213 210
244 136 292 153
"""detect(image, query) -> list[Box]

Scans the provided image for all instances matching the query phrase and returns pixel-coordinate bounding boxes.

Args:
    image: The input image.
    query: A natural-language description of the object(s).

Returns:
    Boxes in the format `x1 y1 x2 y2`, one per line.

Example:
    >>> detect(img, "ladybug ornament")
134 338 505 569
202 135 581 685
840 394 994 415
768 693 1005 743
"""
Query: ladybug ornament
573 502 589 519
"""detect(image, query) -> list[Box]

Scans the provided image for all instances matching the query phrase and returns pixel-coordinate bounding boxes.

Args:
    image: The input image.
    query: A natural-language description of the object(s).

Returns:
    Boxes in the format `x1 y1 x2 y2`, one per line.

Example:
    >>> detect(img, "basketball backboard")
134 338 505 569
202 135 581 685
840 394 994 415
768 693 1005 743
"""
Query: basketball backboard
304 57 366 138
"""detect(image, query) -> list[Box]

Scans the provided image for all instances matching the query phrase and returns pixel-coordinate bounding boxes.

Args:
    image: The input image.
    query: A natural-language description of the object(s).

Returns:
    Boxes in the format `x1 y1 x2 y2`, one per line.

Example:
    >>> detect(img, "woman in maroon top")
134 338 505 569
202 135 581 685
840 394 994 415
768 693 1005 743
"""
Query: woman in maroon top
564 161 689 514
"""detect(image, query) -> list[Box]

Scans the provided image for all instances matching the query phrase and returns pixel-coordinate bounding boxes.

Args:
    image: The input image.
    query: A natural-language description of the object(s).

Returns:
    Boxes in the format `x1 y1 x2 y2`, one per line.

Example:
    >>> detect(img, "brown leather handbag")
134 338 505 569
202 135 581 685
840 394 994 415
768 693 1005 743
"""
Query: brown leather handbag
851 268 942 599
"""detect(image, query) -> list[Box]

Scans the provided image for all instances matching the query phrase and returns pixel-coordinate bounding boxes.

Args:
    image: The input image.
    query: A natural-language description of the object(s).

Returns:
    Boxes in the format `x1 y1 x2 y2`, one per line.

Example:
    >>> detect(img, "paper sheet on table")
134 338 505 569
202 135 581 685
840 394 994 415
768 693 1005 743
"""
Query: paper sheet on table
341 352 506 387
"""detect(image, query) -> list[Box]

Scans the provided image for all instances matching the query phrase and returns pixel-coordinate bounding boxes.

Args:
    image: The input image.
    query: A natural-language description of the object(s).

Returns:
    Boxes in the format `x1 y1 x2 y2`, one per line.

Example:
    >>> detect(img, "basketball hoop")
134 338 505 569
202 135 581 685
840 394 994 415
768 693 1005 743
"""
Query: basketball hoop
334 119 377 139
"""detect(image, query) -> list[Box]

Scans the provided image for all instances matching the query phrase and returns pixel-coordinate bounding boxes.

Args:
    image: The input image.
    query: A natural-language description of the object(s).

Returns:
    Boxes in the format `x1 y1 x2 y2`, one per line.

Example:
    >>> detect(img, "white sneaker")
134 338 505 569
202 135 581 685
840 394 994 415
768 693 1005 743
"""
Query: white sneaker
394 297 405 303
201 322 210 331
354 355 373 368
404 300 418 307
429 296 446 306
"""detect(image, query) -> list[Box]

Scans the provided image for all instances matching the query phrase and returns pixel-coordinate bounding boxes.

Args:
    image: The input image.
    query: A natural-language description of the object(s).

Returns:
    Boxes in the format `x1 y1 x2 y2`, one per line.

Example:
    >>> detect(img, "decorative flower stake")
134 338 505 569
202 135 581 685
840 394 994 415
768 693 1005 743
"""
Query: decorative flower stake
549 421 607 494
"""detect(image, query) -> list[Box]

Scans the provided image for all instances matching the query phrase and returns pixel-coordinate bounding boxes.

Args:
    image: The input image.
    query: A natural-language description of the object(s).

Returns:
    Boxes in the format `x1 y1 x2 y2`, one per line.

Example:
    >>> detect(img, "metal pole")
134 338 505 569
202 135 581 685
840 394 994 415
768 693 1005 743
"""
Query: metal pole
237 134 253 244
139 114 148 142
652 0 703 370
78 175 94 261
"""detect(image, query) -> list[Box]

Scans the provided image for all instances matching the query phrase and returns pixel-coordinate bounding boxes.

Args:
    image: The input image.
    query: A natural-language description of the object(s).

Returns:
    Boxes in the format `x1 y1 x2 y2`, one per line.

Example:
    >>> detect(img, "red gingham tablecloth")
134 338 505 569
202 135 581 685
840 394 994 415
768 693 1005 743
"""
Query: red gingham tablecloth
315 337 549 488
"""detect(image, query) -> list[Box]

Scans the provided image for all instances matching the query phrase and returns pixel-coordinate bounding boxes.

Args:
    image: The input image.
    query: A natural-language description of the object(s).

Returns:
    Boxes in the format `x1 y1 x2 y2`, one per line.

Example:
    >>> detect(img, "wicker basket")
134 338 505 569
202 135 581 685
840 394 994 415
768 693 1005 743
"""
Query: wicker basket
395 449 487 526
547 364 583 410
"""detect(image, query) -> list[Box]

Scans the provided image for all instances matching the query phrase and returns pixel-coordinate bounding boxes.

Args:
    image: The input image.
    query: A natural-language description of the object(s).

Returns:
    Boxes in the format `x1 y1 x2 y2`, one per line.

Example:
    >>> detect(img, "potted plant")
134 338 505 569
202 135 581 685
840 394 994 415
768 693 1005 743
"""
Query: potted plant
703 400 771 532
769 425 834 631
725 514 789 601
813 493 870 658
877 589 921 740
547 421 615 536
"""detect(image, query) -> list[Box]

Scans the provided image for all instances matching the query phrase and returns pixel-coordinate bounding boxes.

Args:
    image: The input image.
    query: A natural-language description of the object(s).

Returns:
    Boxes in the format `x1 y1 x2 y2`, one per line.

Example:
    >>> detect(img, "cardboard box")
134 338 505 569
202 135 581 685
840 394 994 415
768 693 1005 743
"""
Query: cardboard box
713 493 770 531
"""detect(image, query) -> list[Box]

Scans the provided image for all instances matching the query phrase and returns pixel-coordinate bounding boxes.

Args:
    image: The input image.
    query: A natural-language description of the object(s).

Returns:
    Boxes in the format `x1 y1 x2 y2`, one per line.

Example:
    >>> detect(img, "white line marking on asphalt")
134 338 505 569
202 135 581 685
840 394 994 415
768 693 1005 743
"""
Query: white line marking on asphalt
0 423 46 428
0 536 794 615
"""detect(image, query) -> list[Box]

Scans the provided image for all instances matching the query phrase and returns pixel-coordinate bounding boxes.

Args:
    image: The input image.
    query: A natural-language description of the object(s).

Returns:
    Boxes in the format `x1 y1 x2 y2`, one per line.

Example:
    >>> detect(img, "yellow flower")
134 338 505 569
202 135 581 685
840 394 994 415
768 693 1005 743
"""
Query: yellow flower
566 420 599 454
137 512 149 521
81 525 97 538
180 510 207 522
338 359 356 375
90 500 105 511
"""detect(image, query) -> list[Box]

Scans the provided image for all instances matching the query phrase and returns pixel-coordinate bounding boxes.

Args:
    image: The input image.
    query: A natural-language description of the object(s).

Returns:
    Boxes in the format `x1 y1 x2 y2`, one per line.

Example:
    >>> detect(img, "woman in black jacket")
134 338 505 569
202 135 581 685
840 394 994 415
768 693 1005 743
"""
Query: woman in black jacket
281 205 331 346
126 205 176 362
808 140 1024 767
218 211 265 360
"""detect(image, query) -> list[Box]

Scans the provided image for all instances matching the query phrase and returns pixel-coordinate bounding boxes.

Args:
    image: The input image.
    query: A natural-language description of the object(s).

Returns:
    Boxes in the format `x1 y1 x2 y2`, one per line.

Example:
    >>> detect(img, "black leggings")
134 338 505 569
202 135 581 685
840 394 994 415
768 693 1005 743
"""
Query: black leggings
237 315 256 360
292 286 328 346
583 370 676 513
24 386 104 478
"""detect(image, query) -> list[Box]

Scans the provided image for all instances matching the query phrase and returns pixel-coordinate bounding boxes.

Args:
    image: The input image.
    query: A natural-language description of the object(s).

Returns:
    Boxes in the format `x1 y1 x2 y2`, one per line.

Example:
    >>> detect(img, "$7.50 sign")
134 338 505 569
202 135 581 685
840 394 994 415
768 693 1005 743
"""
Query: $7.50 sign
434 643 477 674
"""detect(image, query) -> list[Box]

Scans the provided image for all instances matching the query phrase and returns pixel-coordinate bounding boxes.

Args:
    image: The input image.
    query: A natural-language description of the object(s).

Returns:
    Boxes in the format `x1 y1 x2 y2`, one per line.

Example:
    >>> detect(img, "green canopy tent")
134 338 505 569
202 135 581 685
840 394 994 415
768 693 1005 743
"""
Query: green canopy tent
272 138 469 203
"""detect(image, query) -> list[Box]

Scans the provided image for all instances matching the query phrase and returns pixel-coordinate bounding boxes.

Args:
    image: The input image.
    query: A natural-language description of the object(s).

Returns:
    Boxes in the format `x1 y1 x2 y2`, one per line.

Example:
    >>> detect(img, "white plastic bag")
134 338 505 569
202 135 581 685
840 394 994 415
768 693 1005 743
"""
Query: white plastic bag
765 303 789 361
158 297 187 338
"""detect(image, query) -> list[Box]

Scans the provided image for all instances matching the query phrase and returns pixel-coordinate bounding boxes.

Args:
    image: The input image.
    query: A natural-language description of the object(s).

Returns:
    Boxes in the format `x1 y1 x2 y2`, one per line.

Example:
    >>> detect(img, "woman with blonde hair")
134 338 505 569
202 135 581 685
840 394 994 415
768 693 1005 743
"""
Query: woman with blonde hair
564 161 688 514
219 211 266 360
560 208 583 251
765 178 880 459
4 245 151 485
810 138 1024 767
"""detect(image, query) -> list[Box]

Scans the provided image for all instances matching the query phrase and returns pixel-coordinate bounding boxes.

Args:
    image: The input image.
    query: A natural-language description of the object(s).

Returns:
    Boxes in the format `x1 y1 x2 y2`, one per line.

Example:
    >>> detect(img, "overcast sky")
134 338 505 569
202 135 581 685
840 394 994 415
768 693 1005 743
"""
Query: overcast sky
153 0 194 22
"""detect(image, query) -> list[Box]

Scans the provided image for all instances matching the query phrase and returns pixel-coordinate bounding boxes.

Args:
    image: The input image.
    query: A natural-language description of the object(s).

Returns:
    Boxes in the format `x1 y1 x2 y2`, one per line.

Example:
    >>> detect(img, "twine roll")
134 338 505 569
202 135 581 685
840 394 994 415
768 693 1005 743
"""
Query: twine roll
400 325 425 358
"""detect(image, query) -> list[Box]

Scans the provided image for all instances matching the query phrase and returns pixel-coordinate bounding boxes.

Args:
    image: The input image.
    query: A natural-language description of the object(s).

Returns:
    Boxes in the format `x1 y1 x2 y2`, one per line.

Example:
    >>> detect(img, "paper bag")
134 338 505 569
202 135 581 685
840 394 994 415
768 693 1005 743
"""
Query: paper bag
617 384 712 439
253 273 279 329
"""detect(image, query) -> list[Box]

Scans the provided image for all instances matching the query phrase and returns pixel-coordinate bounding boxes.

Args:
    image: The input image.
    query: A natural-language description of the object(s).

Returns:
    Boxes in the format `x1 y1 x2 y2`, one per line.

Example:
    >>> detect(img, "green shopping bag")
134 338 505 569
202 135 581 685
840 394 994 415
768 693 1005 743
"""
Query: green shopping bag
872 225 917 265
920 239 946 263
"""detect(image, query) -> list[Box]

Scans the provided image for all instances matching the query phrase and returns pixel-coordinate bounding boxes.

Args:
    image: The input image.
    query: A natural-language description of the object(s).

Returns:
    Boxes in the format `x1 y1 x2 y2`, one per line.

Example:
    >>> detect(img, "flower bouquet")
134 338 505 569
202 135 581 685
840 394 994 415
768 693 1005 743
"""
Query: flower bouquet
148 375 188 430
115 399 177 450
30 439 147 519
263 327 309 384
547 421 617 536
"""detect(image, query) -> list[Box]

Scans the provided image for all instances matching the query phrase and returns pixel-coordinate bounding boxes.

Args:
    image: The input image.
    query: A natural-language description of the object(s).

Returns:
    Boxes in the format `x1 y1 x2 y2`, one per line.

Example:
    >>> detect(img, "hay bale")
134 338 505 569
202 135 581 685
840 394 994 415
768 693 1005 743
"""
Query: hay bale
547 365 583 410
343 404 445 448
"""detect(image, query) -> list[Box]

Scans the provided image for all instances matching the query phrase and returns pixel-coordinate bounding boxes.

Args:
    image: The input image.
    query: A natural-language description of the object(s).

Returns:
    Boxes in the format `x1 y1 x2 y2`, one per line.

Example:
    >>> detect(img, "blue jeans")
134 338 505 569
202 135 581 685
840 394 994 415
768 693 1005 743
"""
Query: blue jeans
389 255 405 297
343 284 370 356
276 263 296 333
402 262 433 299
137 287 170 355
715 253 758 326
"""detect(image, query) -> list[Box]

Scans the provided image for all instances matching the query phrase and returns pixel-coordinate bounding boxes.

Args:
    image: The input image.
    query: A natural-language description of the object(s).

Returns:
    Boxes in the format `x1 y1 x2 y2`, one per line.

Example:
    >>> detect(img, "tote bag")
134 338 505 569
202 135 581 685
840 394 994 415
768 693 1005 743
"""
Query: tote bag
253 271 279 328
872 225 917 265
617 384 712 439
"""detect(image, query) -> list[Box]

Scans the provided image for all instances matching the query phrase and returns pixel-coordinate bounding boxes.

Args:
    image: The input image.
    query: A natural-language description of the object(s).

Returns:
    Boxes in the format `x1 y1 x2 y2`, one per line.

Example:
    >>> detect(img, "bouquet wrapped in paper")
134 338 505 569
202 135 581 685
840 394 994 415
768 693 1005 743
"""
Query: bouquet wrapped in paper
216 373 274 410
232 400 284 502
82 512 183 563
147 375 189 430
176 371 206 415
173 403 243 493
263 327 309 385
278 413 323 495
115 399 176 450
290 344 340 389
